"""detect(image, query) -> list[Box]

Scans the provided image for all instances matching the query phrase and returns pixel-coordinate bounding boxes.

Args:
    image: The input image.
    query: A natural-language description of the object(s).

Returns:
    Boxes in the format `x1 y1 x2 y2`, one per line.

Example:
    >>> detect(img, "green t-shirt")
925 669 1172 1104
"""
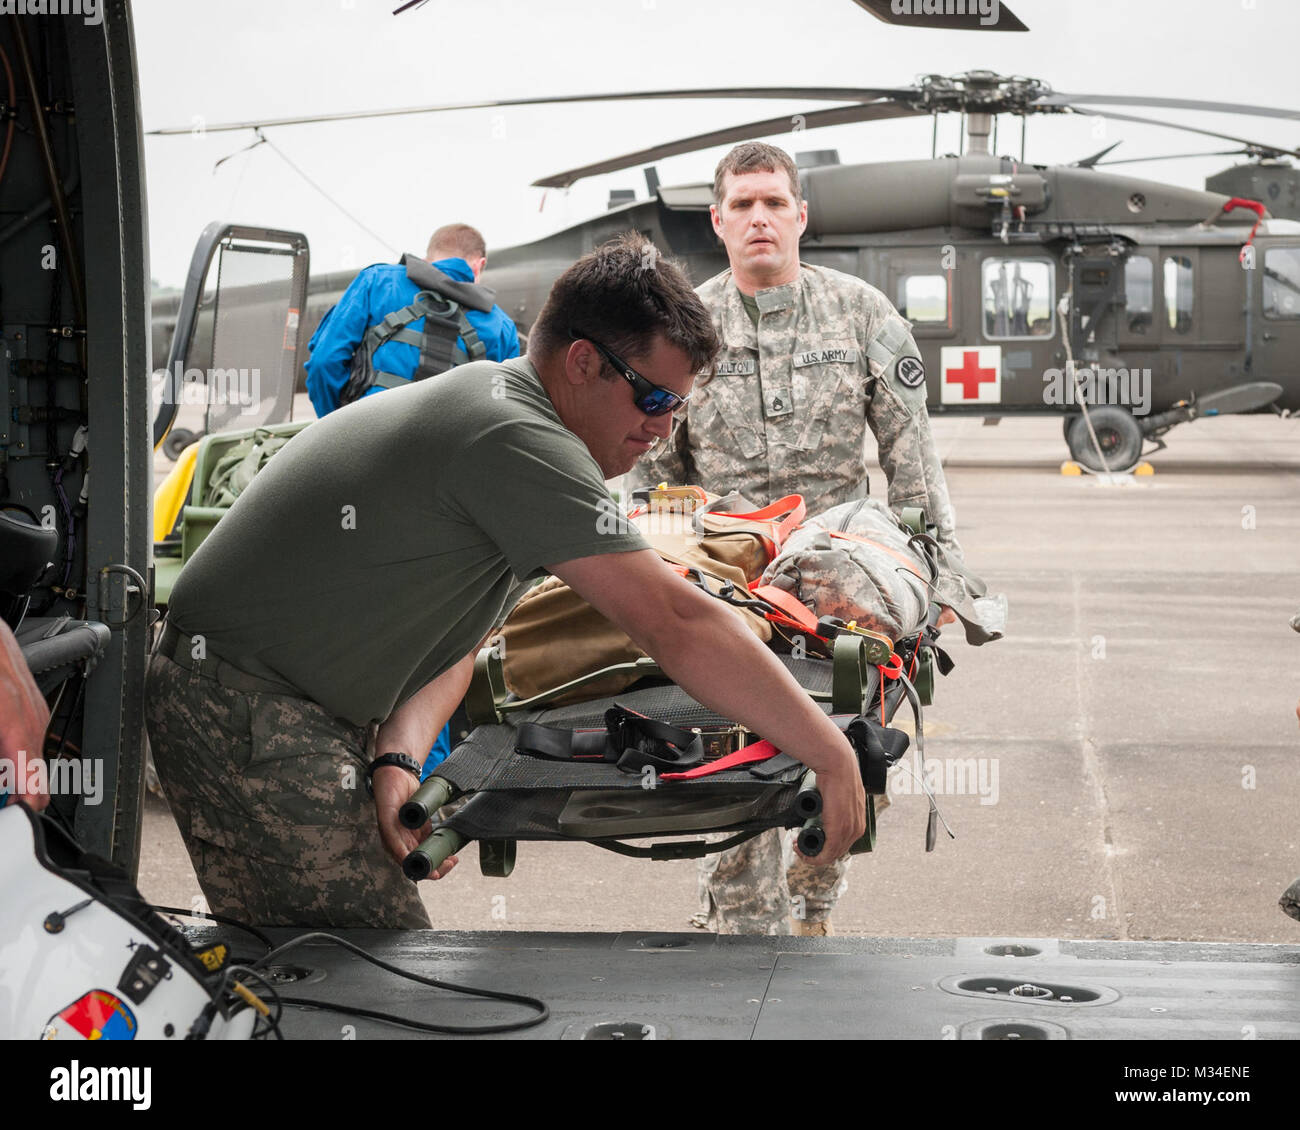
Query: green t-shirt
168 357 647 726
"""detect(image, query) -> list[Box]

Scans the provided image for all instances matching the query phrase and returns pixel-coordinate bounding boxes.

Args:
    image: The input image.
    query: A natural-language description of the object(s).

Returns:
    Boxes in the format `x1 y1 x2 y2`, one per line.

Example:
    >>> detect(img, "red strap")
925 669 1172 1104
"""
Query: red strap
876 652 903 724
750 584 820 633
660 739 781 781
878 652 903 680
1222 197 1266 261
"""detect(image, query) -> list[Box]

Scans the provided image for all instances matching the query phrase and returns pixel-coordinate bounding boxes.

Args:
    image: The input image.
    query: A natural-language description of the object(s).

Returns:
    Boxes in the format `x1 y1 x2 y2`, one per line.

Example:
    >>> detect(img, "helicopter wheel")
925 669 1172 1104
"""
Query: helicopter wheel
161 427 199 462
1065 407 1143 473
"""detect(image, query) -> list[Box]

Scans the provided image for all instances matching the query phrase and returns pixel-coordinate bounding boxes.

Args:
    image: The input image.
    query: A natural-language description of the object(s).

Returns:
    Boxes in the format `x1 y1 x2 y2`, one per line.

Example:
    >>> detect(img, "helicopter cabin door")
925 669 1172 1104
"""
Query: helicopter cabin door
886 254 959 413
1147 247 1246 404
1114 250 1165 407
971 252 1058 413
1251 239 1300 387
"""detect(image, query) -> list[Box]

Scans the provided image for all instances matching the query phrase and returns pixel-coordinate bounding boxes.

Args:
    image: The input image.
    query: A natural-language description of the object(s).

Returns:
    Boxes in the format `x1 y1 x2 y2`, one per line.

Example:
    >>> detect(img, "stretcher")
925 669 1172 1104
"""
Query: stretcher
400 624 954 881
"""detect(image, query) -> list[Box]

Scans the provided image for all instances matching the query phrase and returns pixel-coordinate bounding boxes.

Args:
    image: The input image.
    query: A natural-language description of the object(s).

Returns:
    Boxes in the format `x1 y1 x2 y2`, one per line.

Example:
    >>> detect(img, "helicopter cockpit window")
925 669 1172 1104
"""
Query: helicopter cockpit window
1124 257 1154 334
1163 255 1194 334
897 274 950 325
1262 248 1300 319
982 258 1053 339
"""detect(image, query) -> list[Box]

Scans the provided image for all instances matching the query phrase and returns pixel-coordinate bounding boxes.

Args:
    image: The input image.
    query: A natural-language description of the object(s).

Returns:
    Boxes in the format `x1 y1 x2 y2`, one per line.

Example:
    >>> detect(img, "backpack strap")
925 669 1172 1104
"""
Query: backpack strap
339 258 496 405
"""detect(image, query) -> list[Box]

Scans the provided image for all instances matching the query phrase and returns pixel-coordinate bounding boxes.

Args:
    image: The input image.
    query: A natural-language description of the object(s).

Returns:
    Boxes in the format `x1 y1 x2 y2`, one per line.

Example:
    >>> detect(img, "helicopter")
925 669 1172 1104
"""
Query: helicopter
144 6 1300 471
7 0 1300 1054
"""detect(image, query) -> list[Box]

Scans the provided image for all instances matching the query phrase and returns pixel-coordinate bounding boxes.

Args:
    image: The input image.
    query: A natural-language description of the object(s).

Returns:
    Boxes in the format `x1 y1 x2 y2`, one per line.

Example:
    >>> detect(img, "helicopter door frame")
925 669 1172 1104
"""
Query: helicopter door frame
887 256 959 340
1116 251 1157 349
151 222 310 452
1251 237 1300 386
969 251 1058 413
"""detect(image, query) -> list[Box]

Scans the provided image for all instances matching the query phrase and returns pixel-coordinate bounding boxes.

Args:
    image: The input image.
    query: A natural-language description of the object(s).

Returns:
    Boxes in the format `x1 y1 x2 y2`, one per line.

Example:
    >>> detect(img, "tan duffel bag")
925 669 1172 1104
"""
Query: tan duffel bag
496 489 805 703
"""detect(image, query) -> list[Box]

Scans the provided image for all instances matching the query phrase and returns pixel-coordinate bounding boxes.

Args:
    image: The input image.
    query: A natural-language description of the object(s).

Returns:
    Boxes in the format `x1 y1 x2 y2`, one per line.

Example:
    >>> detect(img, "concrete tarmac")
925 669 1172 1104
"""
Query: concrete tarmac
138 412 1300 942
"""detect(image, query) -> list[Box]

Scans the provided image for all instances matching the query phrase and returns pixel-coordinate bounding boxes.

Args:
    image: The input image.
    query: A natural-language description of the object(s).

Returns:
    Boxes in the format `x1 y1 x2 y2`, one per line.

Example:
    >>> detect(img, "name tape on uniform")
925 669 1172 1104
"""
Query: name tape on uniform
715 359 757 375
792 347 860 368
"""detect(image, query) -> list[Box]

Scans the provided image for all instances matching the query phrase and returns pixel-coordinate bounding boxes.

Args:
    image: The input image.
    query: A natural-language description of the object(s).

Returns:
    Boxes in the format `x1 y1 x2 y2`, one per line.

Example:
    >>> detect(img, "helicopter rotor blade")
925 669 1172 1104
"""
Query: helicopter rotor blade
1055 104 1300 161
531 101 925 189
1072 141 1123 168
850 0 1028 32
1041 93 1300 123
1094 149 1257 167
145 87 917 136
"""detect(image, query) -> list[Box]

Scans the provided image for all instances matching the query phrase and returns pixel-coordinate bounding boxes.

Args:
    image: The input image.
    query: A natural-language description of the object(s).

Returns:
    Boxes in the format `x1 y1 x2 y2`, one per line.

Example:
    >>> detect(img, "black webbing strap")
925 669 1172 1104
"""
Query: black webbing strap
515 704 705 775
844 715 910 794
592 828 764 861
411 292 466 380
339 258 495 404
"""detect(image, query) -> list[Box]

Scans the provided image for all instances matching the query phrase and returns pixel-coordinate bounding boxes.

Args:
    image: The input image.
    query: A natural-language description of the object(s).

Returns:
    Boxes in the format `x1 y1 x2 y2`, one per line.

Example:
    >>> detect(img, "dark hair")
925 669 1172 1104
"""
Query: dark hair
528 232 718 373
712 142 802 207
427 222 487 262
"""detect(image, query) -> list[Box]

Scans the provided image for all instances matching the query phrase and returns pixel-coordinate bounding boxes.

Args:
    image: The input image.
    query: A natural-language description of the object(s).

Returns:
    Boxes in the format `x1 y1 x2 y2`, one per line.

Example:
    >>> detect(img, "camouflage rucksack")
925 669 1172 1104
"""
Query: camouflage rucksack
761 498 1005 647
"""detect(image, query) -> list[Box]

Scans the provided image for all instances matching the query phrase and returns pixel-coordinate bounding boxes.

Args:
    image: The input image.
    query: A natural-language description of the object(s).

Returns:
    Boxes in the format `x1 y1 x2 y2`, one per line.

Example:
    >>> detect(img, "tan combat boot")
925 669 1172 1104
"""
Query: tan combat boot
792 918 835 937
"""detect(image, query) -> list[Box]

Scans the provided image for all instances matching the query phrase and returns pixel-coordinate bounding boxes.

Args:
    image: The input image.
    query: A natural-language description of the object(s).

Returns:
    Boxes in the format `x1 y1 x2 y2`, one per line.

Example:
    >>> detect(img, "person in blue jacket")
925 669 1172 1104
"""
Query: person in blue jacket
305 222 519 416
305 223 520 776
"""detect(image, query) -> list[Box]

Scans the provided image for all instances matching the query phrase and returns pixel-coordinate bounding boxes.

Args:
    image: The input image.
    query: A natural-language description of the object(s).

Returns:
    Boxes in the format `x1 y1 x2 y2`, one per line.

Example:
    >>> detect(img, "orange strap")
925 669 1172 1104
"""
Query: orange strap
701 494 807 560
826 529 926 580
877 652 903 724
750 583 820 634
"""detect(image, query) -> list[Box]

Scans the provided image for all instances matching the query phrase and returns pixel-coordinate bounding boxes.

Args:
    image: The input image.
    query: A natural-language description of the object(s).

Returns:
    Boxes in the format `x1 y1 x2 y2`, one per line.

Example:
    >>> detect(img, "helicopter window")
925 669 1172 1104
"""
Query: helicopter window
1124 257 1154 334
897 274 949 325
1163 255 1194 334
1262 248 1300 319
981 258 1053 339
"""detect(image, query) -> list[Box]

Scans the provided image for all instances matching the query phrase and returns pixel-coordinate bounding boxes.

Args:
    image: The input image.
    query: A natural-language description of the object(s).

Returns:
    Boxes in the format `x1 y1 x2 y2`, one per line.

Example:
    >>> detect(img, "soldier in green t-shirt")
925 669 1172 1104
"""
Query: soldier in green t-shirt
147 232 871 929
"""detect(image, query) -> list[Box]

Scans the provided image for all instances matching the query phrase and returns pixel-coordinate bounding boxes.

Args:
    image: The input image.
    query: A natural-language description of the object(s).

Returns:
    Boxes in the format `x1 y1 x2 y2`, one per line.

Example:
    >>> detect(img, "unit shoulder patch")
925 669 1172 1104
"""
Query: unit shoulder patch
895 356 926 388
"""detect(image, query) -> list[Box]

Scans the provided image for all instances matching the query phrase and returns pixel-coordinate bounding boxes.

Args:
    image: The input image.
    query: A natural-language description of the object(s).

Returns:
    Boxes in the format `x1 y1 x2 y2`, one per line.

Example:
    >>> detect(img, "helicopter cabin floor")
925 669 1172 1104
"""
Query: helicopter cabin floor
139 412 1300 944
177 923 1300 1040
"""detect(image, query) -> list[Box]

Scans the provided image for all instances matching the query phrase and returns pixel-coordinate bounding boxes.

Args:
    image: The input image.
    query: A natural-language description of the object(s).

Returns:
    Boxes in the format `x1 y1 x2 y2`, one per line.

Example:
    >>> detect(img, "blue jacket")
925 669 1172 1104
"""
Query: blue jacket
305 256 520 417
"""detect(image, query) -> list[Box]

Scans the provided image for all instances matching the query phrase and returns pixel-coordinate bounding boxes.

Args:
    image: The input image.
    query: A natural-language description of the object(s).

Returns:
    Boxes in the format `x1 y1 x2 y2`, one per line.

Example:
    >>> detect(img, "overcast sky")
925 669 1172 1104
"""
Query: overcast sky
135 0 1300 289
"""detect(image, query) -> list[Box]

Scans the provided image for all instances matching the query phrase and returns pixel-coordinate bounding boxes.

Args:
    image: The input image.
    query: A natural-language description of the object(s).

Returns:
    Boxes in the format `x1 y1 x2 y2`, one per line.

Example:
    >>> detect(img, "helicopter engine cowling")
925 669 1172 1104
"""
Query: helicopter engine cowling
803 156 1049 236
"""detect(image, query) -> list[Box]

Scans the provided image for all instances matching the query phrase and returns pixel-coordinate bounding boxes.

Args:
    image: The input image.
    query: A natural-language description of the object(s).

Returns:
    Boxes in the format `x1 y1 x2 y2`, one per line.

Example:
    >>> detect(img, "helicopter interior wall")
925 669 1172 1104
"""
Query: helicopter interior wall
1 8 151 872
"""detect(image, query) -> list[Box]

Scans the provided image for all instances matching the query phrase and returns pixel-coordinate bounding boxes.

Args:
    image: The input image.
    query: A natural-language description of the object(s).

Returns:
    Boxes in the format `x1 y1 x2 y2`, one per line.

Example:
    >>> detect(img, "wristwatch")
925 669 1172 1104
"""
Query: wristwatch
364 752 423 796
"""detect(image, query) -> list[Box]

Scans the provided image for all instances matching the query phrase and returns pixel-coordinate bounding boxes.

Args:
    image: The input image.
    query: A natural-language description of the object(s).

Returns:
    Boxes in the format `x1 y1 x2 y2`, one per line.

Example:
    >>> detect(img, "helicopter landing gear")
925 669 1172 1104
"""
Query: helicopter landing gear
1064 407 1143 473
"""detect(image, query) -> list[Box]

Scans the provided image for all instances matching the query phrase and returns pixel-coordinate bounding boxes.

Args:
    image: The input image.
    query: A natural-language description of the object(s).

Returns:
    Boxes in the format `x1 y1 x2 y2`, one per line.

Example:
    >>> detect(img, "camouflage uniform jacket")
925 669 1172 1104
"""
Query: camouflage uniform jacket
642 263 965 568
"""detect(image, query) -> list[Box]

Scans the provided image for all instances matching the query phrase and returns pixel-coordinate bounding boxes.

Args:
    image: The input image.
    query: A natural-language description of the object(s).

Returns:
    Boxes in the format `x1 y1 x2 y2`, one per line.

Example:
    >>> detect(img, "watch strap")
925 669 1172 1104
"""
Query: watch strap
365 752 423 796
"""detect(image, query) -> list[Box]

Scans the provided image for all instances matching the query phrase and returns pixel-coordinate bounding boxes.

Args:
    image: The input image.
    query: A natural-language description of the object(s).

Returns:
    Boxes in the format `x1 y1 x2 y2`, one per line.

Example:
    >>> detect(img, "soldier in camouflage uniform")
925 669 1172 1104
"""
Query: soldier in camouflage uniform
145 234 872 930
641 142 968 936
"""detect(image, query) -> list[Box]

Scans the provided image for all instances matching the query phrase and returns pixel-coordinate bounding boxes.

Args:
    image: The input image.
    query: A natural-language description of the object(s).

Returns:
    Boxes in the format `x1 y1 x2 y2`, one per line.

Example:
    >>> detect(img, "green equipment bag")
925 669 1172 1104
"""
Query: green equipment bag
204 428 295 508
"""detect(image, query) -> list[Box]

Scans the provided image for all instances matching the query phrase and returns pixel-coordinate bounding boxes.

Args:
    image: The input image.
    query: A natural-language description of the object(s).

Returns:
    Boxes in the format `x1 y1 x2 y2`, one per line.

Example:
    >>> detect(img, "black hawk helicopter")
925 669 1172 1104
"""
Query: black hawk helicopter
147 3 1300 471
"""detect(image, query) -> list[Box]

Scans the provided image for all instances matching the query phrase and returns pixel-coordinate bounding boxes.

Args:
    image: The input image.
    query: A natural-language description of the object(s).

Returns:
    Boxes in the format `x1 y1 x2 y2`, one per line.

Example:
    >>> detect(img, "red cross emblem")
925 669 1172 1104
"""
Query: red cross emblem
939 346 1002 404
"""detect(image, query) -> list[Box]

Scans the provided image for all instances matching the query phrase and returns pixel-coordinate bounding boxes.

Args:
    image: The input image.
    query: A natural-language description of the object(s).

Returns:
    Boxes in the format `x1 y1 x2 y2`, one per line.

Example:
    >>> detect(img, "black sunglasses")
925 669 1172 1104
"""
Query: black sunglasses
570 330 690 417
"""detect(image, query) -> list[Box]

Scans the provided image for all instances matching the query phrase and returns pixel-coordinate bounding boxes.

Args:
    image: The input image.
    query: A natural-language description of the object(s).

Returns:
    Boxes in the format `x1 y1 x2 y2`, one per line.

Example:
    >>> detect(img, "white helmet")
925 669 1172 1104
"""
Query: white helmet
0 803 254 1040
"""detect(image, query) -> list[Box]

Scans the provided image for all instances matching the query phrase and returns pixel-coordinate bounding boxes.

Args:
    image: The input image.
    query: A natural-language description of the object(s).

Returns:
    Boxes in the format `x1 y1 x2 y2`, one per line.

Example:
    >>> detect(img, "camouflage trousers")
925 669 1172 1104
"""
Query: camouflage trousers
695 830 849 935
695 791 889 934
144 650 430 929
